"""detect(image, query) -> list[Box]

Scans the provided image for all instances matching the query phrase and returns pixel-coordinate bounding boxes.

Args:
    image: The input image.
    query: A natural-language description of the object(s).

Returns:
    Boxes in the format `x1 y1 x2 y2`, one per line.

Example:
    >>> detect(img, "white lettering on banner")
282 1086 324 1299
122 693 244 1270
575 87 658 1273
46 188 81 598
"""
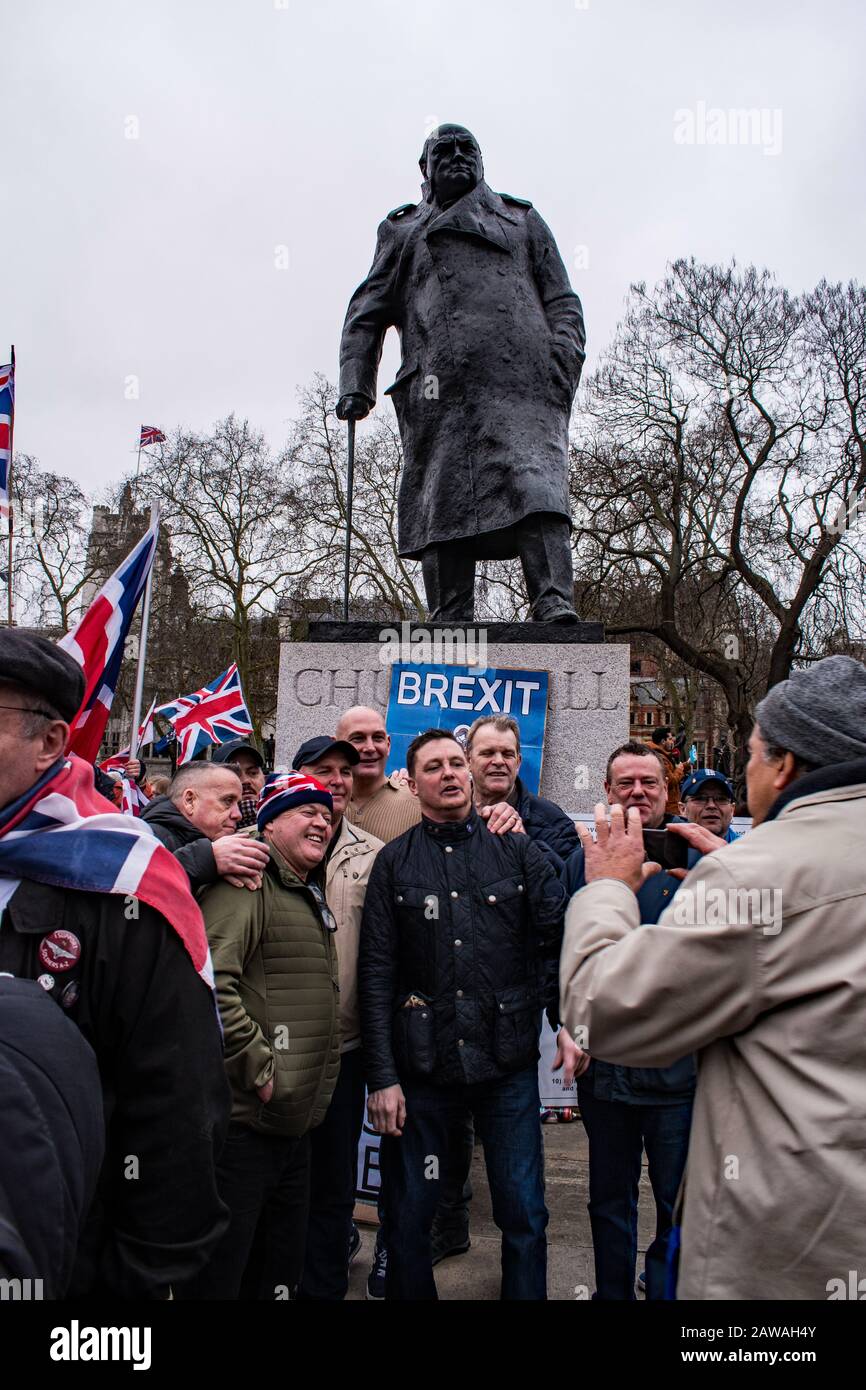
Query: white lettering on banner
475 677 502 711
396 670 543 716
396 670 421 704
514 680 540 716
450 675 476 710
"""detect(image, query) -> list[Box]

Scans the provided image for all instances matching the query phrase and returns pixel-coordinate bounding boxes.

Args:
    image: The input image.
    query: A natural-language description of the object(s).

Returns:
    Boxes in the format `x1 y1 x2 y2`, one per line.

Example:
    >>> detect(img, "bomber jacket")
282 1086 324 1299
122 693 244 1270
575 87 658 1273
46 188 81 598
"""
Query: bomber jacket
140 796 218 893
201 844 341 1136
358 812 566 1092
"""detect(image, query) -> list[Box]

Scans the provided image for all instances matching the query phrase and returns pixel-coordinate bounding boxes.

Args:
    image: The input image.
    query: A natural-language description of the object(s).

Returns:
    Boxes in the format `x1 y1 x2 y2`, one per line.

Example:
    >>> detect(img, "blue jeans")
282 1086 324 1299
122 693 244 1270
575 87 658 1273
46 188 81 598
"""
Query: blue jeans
578 1083 692 1300
380 1066 547 1300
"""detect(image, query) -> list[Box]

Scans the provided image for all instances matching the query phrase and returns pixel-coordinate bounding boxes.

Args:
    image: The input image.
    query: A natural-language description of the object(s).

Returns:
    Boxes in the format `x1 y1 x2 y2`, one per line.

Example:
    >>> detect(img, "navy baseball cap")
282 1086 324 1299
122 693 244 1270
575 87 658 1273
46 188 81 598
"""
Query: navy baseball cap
212 740 265 769
292 735 360 770
681 768 734 801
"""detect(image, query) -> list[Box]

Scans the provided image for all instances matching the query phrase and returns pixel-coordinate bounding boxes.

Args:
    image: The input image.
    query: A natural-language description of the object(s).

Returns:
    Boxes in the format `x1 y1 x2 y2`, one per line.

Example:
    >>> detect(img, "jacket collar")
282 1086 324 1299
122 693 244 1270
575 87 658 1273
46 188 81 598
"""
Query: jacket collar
326 811 364 861
764 757 866 824
421 811 478 842
141 796 205 844
424 181 515 252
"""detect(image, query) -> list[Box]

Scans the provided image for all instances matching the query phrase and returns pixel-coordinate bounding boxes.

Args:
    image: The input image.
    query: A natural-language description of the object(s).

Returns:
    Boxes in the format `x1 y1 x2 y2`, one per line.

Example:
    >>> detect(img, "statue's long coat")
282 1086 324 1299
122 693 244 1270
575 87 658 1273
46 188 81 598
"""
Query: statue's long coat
338 180 586 560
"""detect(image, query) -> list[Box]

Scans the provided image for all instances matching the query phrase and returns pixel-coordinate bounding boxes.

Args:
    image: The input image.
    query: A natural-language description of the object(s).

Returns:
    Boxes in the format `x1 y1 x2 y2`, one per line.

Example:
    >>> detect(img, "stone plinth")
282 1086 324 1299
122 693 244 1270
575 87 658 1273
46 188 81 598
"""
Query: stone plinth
275 621 629 816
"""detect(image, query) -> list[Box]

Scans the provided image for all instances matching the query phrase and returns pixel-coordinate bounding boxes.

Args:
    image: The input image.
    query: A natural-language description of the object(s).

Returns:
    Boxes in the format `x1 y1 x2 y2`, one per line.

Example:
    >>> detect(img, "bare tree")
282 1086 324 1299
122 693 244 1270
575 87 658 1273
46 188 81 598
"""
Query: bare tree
10 455 99 630
286 374 424 619
570 261 866 781
130 415 309 728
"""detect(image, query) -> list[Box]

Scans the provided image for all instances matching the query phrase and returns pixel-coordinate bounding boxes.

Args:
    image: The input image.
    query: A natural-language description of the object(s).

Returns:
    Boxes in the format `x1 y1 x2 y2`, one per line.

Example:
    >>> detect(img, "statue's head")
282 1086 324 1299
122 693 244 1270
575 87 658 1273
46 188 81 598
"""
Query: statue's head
419 124 483 205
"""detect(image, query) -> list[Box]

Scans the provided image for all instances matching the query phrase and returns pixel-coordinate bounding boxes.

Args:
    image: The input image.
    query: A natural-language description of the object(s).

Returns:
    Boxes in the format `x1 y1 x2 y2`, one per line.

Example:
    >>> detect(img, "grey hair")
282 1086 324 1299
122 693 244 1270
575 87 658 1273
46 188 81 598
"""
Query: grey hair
761 742 819 779
465 714 521 755
19 700 63 738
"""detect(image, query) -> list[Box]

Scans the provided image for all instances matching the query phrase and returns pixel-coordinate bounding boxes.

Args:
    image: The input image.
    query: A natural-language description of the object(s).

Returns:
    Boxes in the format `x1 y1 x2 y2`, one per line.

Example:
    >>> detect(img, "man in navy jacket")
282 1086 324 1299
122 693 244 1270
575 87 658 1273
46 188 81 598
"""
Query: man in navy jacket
562 741 703 1300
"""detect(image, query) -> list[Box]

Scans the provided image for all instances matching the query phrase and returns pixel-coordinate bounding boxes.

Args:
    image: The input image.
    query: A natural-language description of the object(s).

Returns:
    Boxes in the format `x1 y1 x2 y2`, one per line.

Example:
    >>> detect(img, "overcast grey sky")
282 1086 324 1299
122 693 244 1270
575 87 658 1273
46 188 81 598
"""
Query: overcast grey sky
4 0 864 494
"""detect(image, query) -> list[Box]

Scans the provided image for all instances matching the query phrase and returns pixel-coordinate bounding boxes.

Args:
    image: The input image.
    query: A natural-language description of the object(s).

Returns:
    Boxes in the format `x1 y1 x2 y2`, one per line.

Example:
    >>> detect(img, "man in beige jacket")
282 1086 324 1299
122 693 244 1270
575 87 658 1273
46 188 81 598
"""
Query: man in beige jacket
560 655 866 1300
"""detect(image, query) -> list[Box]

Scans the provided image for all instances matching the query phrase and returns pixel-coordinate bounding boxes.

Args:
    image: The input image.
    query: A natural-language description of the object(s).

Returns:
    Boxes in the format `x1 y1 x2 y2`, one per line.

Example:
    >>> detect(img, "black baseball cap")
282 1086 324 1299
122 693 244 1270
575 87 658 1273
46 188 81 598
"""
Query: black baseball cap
292 735 360 770
212 739 265 769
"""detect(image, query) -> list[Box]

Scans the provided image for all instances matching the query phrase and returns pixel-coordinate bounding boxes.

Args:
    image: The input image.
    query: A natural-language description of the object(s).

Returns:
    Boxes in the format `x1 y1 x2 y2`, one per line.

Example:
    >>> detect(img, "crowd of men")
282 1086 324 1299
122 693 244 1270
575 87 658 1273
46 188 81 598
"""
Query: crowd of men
1 627 864 1302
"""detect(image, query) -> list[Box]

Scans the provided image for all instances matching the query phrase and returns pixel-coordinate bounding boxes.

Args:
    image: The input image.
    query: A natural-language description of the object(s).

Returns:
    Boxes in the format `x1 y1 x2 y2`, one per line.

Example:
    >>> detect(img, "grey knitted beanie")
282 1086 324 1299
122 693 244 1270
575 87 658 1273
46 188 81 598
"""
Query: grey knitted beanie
755 655 866 768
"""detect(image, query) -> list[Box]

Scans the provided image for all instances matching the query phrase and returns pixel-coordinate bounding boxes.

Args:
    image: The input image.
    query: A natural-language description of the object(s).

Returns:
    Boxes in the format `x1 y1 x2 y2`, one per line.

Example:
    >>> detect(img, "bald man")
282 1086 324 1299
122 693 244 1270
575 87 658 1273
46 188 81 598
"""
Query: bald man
335 707 421 845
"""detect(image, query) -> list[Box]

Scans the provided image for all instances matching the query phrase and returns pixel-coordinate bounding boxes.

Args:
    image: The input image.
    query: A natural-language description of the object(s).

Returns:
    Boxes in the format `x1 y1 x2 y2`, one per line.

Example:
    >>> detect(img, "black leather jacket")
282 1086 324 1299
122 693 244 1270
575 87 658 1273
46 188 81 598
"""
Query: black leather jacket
359 812 566 1091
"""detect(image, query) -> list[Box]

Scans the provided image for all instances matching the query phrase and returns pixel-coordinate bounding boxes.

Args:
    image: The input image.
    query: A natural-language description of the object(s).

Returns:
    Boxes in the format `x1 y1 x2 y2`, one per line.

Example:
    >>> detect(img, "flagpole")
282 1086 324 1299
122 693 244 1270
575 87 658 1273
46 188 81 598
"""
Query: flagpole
6 345 15 627
133 427 143 511
129 501 159 759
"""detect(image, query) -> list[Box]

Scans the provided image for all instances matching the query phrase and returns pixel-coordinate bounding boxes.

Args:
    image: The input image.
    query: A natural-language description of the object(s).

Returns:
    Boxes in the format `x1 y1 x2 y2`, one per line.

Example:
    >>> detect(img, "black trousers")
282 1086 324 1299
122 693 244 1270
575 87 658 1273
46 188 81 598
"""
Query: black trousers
421 514 577 622
182 1123 311 1300
298 1049 367 1300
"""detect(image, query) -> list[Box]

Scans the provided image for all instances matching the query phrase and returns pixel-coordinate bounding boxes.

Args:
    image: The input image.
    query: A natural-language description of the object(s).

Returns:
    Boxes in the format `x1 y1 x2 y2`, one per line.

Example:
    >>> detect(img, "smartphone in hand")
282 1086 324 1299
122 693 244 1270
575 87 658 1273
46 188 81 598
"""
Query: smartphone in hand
642 828 690 872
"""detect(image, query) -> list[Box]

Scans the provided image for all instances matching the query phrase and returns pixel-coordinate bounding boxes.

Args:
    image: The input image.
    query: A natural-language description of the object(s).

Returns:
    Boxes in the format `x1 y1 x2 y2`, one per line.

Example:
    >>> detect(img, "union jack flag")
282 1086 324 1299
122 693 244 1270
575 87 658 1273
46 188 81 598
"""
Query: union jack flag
59 517 159 763
139 425 166 448
99 697 158 773
120 772 150 817
0 359 14 523
156 663 254 764
0 754 212 988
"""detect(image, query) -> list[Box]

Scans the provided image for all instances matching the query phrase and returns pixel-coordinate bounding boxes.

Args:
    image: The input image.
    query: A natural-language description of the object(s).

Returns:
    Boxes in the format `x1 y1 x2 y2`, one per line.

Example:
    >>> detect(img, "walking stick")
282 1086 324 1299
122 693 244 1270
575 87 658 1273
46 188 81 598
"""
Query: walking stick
342 417 355 622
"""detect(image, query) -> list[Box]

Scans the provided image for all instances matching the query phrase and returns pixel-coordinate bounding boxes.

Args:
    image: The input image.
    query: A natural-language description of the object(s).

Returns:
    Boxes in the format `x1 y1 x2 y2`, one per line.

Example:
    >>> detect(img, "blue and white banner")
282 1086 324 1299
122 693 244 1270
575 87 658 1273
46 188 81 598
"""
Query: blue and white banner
385 663 550 793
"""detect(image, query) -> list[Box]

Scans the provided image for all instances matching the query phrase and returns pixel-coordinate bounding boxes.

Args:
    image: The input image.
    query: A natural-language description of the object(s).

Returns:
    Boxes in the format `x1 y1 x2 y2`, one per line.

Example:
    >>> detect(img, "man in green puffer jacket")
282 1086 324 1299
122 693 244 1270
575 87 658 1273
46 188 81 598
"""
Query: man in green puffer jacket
183 772 341 1301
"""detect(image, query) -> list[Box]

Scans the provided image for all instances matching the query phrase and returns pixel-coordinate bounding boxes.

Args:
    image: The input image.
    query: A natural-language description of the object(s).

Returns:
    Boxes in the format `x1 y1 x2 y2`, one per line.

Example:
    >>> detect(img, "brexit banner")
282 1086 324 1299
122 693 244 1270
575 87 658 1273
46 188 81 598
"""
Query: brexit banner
385 663 550 793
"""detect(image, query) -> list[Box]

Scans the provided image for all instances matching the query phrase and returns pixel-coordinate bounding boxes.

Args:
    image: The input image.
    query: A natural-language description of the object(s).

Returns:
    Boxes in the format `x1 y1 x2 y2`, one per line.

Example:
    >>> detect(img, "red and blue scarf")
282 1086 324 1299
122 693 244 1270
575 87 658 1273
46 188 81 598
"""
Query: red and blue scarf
0 754 213 988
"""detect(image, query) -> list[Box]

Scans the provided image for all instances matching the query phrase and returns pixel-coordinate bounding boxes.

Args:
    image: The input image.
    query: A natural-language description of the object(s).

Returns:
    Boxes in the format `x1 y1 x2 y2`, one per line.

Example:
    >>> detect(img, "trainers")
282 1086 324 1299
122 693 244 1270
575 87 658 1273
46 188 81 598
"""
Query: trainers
348 1223 362 1268
431 1222 470 1268
366 1238 387 1300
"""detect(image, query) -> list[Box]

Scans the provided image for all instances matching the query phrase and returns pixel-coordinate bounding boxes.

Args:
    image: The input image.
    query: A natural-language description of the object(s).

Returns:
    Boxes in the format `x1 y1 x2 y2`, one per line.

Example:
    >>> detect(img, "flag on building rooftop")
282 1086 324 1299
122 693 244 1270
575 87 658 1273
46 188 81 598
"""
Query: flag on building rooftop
156 663 254 764
139 425 166 448
0 359 15 522
59 515 159 763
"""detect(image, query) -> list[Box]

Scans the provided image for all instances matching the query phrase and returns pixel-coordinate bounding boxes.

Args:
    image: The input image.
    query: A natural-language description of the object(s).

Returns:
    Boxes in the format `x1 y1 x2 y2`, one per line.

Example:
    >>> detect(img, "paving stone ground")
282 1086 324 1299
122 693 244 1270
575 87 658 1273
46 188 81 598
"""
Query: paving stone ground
347 1116 656 1301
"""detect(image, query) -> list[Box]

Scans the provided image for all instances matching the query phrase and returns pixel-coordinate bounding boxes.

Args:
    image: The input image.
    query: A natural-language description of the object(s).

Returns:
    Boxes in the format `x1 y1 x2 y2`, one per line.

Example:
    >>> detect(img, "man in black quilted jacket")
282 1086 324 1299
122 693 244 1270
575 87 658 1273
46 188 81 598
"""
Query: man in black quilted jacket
358 728 582 1300
428 711 581 1267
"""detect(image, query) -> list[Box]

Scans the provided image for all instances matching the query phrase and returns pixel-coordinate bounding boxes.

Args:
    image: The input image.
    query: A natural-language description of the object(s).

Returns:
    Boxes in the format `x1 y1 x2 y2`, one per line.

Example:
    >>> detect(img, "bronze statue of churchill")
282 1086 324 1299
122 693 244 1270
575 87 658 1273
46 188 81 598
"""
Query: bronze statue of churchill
337 124 586 623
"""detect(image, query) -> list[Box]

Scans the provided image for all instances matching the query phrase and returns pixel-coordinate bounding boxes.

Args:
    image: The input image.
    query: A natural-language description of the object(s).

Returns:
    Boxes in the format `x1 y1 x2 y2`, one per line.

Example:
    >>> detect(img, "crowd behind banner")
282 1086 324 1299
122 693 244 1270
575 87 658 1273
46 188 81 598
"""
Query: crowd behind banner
0 629 865 1303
